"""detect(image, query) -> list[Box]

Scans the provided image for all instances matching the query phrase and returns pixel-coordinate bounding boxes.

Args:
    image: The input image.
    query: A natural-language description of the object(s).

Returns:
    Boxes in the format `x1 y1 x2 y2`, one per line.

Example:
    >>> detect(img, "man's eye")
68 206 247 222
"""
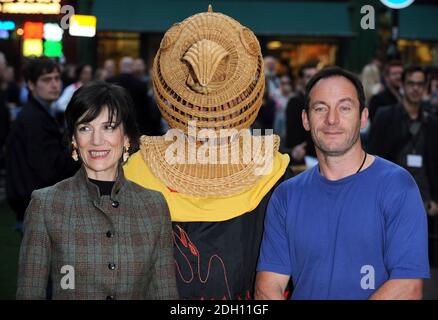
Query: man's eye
340 105 352 112
314 107 327 113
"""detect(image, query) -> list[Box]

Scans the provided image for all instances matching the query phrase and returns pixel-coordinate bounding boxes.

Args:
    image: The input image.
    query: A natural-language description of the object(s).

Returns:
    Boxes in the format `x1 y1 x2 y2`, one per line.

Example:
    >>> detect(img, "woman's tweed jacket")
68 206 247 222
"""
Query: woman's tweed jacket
17 165 178 300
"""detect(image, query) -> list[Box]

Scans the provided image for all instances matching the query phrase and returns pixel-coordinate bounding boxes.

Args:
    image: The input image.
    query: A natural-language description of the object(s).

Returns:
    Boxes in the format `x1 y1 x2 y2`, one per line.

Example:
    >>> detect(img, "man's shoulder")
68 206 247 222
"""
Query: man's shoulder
372 157 417 191
16 100 48 122
373 104 400 122
276 166 316 194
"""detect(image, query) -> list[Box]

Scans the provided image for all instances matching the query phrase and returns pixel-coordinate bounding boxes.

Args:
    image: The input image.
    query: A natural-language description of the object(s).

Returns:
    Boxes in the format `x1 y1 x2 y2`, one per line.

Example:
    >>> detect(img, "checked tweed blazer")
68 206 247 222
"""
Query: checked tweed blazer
17 165 178 300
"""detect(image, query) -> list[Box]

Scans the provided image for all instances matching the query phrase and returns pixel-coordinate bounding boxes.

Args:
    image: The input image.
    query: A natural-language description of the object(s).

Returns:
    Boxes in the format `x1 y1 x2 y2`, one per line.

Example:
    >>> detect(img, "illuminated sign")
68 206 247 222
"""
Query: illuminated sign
44 23 63 41
0 21 15 31
44 40 62 57
0 29 9 39
24 22 43 39
0 0 61 15
380 0 415 9
23 39 43 57
69 15 96 37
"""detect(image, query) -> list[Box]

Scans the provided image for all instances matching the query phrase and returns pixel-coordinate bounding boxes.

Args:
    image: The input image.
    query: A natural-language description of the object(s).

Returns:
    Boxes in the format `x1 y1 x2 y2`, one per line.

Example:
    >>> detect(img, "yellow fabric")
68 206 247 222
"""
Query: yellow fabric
123 151 290 222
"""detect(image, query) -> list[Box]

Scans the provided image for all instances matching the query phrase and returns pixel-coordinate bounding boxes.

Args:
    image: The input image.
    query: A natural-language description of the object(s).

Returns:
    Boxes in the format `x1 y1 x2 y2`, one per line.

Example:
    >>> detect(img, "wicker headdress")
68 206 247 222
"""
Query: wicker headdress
152 5 265 136
142 6 278 198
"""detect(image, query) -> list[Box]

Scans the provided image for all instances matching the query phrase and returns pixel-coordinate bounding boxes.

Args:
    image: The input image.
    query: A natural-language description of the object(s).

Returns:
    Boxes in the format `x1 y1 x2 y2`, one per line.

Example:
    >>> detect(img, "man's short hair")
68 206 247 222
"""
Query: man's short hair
299 62 318 79
304 66 366 113
402 65 426 83
22 57 60 84
384 60 403 76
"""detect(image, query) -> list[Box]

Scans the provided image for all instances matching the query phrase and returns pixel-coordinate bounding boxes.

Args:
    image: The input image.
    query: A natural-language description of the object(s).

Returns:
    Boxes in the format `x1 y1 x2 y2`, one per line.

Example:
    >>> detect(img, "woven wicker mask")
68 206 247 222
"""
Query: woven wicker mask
152 5 265 137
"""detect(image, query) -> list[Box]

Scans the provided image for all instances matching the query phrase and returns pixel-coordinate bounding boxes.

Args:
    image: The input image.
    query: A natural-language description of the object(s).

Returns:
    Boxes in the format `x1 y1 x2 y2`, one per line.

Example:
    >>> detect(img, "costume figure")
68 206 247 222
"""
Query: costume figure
124 6 290 299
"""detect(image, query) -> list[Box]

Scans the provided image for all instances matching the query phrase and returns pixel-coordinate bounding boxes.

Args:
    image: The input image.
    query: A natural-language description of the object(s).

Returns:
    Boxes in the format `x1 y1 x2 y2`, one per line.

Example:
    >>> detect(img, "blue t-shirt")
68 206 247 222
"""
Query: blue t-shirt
257 156 430 300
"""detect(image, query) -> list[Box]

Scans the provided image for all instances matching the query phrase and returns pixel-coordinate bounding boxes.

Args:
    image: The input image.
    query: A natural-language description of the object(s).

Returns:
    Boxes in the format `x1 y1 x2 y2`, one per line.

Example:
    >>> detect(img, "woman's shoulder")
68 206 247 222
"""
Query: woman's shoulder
31 175 77 200
125 180 166 202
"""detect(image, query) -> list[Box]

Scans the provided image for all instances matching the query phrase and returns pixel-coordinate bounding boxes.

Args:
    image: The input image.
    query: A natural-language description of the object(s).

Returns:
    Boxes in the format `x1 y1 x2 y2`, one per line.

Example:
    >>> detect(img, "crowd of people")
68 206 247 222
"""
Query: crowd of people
0 6 437 299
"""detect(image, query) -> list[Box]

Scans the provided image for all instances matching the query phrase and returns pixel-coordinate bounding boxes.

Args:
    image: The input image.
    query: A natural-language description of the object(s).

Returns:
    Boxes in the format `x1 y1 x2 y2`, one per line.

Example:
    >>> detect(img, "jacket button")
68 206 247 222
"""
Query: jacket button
106 231 113 238
108 263 116 270
111 201 119 208
106 295 115 300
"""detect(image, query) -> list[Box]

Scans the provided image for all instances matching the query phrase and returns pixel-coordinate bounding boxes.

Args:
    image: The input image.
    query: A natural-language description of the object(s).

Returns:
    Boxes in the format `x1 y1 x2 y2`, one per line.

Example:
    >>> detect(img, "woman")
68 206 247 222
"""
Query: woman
16 81 178 300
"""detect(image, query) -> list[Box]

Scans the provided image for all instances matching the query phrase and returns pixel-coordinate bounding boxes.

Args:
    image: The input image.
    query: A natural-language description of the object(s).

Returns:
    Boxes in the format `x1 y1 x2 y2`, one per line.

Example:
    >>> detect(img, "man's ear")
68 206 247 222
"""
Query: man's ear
360 107 369 129
27 81 35 93
302 109 310 131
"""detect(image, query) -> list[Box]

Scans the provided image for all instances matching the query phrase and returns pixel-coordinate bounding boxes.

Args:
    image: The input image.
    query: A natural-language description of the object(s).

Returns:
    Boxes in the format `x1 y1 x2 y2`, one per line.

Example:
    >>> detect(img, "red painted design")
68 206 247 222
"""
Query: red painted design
173 224 233 299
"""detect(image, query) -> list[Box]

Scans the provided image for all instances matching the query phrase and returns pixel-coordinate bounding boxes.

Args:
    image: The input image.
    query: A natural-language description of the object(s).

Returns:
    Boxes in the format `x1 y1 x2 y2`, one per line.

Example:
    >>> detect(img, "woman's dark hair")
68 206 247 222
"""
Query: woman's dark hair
65 81 140 153
304 66 366 113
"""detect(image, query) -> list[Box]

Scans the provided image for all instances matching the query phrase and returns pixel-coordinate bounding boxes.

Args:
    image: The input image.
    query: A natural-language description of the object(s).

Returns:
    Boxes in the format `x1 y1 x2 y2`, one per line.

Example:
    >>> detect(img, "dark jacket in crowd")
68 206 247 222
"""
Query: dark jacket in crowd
108 73 162 136
368 87 400 122
255 95 276 131
367 104 438 203
17 165 178 300
285 92 316 159
5 94 79 221
0 93 9 151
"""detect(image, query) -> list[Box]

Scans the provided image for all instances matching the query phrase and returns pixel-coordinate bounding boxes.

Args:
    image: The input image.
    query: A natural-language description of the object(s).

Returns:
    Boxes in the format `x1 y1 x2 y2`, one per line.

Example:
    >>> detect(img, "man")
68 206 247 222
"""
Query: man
368 66 438 216
264 56 280 98
107 56 161 136
368 66 438 266
6 57 78 230
368 60 403 121
255 67 429 300
0 52 10 157
103 59 115 79
285 63 318 164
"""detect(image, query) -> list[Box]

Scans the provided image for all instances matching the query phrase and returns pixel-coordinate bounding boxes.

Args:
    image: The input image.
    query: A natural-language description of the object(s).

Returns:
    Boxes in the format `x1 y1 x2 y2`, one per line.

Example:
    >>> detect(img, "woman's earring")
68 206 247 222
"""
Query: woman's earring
72 148 79 161
123 145 130 163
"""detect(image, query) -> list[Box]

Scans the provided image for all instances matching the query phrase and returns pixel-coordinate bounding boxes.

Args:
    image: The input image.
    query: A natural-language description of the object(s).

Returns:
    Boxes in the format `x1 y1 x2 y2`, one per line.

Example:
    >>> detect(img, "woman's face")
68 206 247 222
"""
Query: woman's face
73 107 128 181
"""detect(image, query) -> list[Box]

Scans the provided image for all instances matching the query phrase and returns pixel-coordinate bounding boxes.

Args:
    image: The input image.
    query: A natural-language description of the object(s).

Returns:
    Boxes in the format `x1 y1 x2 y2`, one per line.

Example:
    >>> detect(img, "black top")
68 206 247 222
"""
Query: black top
89 178 115 196
107 73 162 136
285 92 316 160
367 103 438 202
368 87 400 122
173 169 293 300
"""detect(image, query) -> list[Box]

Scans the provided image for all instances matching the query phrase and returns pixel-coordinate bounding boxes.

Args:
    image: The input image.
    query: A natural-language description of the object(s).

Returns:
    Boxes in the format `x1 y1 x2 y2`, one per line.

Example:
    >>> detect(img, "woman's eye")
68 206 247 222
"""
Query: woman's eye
78 126 90 132
104 125 116 131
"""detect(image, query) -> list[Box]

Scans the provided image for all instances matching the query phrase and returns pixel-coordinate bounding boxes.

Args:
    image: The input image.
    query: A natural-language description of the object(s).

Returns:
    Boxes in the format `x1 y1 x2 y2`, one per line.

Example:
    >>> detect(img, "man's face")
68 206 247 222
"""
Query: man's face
302 76 368 157
302 67 317 86
386 65 403 89
80 65 93 84
28 70 61 104
0 60 6 80
403 71 426 105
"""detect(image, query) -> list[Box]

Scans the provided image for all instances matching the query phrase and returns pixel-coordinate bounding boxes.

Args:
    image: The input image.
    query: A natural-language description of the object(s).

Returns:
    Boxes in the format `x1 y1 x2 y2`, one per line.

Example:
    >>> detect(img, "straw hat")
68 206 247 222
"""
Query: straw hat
152 5 265 136
140 134 280 197
143 6 279 197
